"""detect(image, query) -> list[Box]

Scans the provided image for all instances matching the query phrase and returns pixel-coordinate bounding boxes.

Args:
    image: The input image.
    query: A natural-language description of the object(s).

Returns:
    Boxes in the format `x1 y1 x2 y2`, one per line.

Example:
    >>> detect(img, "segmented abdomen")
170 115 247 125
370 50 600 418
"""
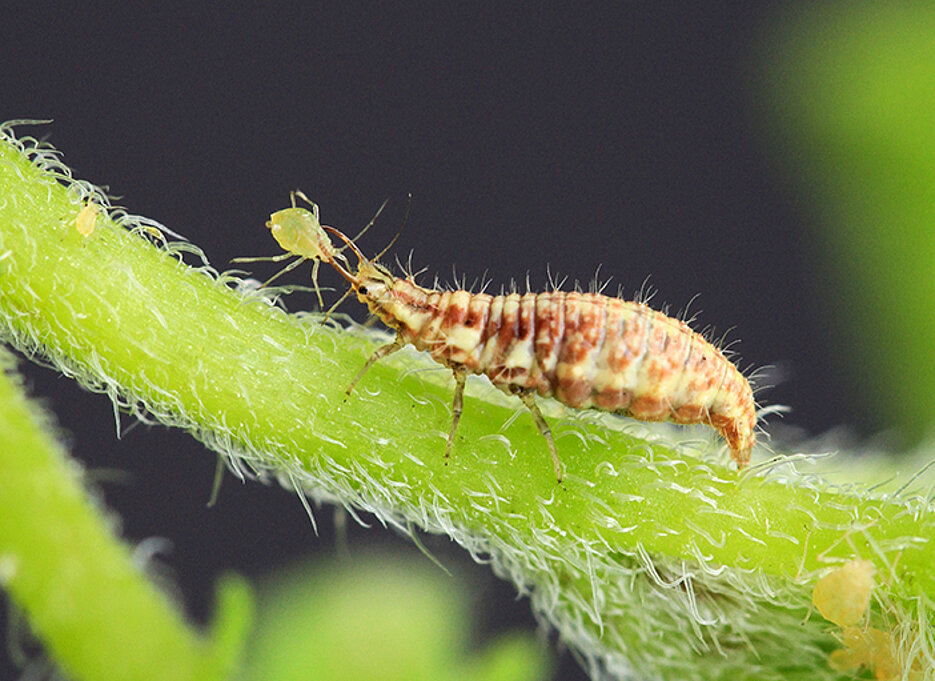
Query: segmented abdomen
389 282 755 465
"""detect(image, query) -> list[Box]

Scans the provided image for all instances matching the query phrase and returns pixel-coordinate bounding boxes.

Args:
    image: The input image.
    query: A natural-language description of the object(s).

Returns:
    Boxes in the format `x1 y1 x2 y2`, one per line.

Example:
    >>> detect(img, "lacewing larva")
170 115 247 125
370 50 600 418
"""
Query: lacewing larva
75 200 100 237
319 220 757 482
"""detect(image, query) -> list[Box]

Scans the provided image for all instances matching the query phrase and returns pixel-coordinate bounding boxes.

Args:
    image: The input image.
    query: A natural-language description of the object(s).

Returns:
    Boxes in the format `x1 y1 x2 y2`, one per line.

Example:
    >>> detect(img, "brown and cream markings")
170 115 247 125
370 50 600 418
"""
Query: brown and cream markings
321 225 757 482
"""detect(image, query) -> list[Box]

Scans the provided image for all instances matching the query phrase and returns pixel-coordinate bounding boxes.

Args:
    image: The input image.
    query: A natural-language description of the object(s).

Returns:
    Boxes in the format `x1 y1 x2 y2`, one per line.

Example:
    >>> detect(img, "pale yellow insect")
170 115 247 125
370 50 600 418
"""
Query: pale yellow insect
829 627 902 681
233 191 383 309
812 560 911 679
75 201 100 237
812 559 875 628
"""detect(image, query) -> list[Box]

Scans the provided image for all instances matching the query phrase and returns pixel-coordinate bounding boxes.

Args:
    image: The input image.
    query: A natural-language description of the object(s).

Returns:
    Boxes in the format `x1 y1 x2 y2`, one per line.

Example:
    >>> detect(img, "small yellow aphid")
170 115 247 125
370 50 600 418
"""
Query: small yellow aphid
75 201 100 237
232 191 362 308
829 626 901 681
812 559 875 628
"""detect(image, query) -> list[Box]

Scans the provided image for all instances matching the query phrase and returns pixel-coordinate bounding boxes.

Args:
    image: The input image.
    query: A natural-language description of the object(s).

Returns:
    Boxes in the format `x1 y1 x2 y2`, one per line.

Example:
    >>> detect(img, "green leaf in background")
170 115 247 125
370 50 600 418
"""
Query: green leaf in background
3 120 935 680
762 3 935 443
0 346 252 681
242 551 548 681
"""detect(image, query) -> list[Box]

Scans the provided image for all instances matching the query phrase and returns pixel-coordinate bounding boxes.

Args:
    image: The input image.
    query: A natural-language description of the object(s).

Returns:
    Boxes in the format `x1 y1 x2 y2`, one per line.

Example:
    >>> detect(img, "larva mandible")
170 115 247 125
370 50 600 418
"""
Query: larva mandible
320 222 757 482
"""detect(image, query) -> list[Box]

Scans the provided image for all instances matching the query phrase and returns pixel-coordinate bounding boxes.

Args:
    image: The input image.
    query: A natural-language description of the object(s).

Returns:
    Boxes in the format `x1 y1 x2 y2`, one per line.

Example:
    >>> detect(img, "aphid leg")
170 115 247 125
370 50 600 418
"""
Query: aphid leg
309 259 325 308
518 390 563 482
445 369 467 459
346 339 403 395
260 256 308 289
322 286 356 325
231 253 295 263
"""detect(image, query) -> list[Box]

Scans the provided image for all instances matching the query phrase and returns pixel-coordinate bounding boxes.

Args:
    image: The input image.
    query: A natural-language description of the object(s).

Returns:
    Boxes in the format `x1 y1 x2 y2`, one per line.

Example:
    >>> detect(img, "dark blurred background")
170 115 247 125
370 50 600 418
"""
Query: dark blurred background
4 4 933 679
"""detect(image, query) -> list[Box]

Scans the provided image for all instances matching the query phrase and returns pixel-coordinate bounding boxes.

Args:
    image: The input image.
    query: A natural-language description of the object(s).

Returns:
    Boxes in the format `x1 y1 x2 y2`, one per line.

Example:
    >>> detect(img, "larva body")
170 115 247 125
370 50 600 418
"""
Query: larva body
324 226 756 481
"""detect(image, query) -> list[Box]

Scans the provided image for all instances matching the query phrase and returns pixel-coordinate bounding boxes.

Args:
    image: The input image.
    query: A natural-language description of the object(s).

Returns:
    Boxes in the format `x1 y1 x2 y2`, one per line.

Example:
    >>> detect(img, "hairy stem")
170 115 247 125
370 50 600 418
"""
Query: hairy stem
0 124 932 680
0 344 251 681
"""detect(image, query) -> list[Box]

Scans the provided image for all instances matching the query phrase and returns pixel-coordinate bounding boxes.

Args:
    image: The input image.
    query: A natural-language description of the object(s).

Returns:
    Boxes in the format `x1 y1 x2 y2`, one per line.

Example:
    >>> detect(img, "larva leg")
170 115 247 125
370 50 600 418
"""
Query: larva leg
346 339 403 395
445 369 467 459
518 391 563 483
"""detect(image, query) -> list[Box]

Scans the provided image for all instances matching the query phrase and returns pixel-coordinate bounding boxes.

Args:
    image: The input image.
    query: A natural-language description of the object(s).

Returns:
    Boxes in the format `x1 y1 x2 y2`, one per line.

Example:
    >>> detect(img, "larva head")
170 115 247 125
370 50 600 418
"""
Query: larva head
353 261 399 323
321 225 404 326
266 206 336 261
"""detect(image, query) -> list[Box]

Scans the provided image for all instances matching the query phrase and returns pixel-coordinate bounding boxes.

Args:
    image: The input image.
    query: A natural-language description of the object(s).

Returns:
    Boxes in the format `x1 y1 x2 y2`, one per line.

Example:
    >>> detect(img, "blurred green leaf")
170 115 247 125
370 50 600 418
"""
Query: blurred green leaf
763 3 935 441
242 552 549 681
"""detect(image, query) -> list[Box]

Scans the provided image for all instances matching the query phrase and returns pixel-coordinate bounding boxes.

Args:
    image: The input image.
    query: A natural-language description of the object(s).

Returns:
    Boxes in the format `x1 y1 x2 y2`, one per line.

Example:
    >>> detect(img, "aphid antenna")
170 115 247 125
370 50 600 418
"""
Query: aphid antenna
524 271 532 294
371 192 412 264
291 189 321 219
348 197 389 250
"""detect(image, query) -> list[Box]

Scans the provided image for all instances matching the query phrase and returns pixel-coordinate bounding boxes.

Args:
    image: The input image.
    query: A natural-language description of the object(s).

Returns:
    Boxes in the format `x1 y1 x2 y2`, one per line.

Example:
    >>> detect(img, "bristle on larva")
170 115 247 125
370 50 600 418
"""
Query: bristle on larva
314 214 756 482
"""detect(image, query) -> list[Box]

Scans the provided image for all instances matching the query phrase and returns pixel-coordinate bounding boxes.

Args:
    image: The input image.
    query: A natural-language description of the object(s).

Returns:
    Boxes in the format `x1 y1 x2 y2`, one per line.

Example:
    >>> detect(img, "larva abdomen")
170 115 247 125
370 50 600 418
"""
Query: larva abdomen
392 284 755 467
320 222 757 479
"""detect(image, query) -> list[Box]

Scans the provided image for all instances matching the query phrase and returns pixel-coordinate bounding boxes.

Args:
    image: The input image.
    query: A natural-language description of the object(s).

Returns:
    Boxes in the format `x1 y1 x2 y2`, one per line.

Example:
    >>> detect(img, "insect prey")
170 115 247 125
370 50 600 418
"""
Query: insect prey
75 200 100 237
232 191 384 309
319 219 757 483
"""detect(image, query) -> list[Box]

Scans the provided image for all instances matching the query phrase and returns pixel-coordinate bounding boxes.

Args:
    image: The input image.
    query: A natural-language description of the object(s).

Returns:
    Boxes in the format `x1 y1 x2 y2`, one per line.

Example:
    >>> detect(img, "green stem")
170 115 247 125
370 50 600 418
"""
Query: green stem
0 344 251 681
0 124 931 680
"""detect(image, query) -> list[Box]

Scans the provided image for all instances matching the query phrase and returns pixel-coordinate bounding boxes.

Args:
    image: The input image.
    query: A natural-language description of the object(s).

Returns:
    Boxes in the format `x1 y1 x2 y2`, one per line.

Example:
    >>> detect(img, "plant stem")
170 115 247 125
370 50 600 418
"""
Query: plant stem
0 125 931 680
0 344 251 681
